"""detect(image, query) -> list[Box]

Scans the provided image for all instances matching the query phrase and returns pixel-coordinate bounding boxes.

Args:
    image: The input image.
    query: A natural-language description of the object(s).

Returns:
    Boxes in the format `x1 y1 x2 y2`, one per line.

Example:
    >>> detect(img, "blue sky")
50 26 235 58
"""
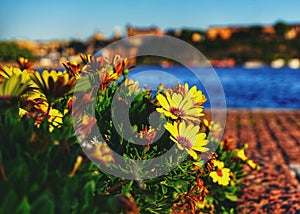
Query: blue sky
1 0 300 41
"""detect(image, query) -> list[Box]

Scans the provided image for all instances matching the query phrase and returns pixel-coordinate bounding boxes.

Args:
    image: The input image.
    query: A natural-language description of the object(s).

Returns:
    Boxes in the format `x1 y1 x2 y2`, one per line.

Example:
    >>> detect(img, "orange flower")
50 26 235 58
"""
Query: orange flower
76 114 97 138
69 88 95 117
113 55 131 76
87 141 115 166
140 126 157 145
99 69 119 90
82 56 109 73
17 57 34 73
63 61 82 78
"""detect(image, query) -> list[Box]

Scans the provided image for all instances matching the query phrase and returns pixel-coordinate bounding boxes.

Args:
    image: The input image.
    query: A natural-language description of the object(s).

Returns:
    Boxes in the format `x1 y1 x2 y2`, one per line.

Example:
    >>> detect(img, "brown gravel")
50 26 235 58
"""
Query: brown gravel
223 110 300 213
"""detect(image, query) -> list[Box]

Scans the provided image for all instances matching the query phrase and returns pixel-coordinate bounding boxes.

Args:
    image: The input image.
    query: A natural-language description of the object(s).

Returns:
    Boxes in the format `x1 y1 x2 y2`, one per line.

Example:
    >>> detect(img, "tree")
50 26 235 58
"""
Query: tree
68 40 87 54
274 21 290 36
248 25 263 37
0 42 35 62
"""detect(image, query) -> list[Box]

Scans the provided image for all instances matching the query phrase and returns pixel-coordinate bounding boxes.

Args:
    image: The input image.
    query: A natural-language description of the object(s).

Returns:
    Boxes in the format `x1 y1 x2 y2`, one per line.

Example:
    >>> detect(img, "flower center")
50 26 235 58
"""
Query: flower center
216 168 223 177
169 107 185 117
177 136 192 150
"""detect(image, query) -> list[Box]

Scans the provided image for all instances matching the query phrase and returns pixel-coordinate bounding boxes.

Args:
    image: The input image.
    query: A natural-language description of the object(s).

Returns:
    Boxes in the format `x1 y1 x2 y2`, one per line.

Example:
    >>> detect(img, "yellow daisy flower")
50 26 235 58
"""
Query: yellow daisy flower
209 160 231 186
168 83 207 106
0 74 29 110
165 121 209 160
19 106 64 133
184 83 207 105
48 108 64 132
0 74 28 97
0 66 30 84
156 92 204 121
30 70 76 103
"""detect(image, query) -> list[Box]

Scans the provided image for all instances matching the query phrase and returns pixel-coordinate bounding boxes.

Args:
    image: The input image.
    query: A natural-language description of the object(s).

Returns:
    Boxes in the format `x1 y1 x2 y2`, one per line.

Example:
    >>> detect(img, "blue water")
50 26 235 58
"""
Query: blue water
128 66 300 109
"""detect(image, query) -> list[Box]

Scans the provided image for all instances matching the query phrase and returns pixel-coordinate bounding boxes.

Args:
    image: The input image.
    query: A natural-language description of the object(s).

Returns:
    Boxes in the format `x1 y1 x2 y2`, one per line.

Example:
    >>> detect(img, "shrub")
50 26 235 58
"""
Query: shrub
0 56 259 213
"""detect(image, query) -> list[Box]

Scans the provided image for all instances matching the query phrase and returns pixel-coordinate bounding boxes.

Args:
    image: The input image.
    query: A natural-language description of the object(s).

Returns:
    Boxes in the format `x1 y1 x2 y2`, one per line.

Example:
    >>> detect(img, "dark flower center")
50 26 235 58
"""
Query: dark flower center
177 136 192 149
169 107 185 117
216 168 223 177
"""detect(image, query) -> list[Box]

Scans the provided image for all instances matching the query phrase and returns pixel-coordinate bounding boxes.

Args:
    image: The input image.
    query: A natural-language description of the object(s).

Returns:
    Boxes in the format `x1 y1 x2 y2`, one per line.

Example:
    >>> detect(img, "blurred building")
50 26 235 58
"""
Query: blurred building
127 26 163 37
16 40 39 54
285 24 300 40
206 26 237 40
206 24 300 40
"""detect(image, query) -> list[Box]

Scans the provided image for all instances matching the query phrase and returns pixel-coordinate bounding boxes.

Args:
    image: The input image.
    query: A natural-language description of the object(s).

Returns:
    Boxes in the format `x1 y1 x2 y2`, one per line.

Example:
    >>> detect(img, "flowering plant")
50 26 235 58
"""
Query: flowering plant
0 56 259 213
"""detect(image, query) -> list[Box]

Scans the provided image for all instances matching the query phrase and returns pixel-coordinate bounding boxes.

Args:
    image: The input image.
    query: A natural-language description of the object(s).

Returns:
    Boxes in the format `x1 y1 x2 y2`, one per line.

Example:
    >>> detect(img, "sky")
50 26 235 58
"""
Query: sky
1 0 300 41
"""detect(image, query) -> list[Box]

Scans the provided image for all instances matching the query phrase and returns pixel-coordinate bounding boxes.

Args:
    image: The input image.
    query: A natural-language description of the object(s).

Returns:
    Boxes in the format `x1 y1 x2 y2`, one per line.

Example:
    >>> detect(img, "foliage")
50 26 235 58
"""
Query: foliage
68 41 88 55
195 37 300 64
0 42 35 62
274 21 290 36
0 56 259 213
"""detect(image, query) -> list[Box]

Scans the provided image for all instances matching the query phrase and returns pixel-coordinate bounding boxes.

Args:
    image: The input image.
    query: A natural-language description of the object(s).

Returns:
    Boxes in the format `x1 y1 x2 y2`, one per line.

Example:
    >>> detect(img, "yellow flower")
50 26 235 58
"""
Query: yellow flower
30 70 76 103
184 83 207 105
156 91 204 121
247 159 259 170
236 149 247 161
209 160 231 186
70 156 83 177
165 121 208 160
124 78 140 94
48 108 64 132
19 106 64 132
0 66 21 77
0 74 28 97
80 54 92 64
17 57 34 72
168 83 207 106
0 74 29 110
20 89 48 112
0 66 30 83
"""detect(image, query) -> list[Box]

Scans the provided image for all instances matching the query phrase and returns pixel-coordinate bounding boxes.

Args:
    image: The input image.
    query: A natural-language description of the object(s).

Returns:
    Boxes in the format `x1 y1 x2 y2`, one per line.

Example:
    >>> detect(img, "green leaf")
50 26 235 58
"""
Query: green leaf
121 181 133 195
1 189 18 213
81 180 96 212
225 192 238 202
161 185 168 195
31 191 55 214
16 196 31 214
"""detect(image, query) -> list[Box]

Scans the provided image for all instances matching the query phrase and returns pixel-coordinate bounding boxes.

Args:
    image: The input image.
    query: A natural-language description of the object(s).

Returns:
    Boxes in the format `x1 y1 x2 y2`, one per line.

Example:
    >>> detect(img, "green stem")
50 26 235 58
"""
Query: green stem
106 180 131 194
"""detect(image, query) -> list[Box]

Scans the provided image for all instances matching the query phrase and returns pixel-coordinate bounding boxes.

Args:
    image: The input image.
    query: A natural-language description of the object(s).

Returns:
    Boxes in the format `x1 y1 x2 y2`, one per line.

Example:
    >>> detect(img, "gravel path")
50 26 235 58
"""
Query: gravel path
223 110 300 213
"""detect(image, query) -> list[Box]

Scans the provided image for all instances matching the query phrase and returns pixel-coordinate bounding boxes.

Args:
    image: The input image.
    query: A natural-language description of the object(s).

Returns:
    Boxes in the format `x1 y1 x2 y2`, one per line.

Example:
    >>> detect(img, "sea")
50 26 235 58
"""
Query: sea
127 66 300 109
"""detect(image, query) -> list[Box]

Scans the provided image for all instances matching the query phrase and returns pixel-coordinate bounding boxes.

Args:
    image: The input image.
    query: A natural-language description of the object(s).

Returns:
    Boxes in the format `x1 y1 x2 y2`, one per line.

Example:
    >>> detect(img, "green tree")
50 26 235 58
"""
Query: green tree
0 42 35 62
248 25 263 37
68 40 87 54
274 21 290 36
